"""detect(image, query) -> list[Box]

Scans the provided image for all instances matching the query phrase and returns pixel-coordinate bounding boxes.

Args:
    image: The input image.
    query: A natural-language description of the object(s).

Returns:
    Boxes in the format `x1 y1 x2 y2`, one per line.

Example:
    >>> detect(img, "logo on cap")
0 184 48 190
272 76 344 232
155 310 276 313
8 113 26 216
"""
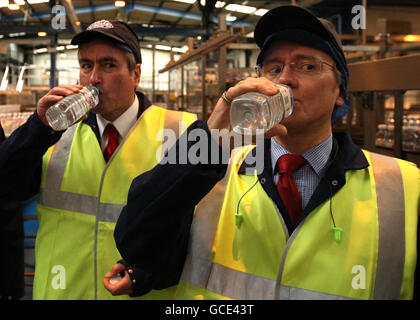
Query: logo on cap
87 20 114 30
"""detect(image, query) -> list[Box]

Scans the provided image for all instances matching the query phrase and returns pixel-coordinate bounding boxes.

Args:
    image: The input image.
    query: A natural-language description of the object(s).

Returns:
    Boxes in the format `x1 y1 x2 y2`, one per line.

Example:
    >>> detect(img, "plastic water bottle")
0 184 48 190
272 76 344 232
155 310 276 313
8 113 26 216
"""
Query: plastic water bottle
230 84 293 135
385 124 395 148
375 124 386 147
46 86 99 131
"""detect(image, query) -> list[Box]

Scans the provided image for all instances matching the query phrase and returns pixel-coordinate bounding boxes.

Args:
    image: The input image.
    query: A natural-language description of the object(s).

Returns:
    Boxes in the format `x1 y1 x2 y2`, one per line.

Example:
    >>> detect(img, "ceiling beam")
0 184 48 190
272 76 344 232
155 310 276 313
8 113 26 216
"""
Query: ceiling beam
1 3 251 27
88 0 96 24
0 25 207 38
58 0 82 33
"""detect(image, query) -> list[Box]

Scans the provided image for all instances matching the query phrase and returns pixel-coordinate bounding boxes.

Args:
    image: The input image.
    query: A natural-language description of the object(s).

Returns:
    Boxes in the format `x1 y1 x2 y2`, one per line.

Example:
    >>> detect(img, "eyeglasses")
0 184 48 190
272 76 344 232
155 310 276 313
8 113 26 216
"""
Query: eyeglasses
256 57 335 81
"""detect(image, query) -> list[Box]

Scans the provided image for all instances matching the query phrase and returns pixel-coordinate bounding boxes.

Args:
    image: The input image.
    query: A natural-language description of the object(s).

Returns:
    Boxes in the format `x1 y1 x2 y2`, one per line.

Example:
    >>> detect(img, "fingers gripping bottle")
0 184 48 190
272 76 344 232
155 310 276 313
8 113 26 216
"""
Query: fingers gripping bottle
46 86 99 131
230 84 293 135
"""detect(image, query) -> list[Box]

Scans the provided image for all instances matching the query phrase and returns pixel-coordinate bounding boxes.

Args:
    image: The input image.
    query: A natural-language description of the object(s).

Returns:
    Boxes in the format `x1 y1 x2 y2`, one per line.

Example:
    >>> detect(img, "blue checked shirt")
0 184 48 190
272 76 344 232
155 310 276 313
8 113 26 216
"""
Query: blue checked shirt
271 134 333 210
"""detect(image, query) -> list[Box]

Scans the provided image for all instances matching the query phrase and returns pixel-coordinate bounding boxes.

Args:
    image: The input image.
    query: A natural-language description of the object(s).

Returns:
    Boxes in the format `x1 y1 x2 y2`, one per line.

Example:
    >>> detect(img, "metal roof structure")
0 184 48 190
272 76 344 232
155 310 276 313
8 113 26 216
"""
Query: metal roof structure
0 0 418 49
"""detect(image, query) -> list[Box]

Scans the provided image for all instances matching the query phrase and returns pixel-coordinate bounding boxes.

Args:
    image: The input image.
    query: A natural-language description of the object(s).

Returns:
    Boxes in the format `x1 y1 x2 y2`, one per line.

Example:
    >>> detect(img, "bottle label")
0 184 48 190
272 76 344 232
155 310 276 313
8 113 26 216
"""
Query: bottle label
80 87 98 109
277 84 293 118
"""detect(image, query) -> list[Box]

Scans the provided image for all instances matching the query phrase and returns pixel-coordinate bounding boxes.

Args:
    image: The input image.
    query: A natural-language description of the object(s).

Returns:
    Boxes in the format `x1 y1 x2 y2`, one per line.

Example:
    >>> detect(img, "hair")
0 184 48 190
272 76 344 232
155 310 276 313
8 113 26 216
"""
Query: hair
333 66 342 88
124 51 137 72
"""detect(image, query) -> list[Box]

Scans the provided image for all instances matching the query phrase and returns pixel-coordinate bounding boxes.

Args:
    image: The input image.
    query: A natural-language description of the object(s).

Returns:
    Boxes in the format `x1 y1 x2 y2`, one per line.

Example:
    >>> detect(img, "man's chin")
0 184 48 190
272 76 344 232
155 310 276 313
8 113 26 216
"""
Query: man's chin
265 124 288 138
89 105 102 114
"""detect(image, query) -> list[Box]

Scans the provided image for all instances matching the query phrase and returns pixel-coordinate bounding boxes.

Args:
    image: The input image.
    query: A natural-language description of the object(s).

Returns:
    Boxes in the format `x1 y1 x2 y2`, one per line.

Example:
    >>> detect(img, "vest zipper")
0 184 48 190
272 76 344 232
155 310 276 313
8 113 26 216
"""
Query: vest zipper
274 206 308 299
93 121 135 299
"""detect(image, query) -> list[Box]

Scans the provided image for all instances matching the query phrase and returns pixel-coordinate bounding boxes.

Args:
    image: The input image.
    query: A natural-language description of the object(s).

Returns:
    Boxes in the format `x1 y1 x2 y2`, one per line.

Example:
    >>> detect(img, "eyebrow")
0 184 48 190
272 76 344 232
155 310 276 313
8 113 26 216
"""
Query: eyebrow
78 57 118 64
263 54 319 65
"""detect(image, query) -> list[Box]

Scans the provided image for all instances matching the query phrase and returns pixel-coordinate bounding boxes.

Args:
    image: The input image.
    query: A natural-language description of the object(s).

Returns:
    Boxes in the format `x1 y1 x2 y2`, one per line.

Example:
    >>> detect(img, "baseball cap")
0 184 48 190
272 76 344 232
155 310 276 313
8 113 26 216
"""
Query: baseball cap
71 20 142 64
254 5 350 125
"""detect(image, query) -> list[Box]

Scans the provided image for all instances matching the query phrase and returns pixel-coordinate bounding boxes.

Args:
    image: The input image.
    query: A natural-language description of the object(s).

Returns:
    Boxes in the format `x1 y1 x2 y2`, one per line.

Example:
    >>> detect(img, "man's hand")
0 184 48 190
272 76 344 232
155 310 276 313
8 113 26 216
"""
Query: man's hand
208 77 281 132
207 77 288 144
37 85 83 127
103 262 133 296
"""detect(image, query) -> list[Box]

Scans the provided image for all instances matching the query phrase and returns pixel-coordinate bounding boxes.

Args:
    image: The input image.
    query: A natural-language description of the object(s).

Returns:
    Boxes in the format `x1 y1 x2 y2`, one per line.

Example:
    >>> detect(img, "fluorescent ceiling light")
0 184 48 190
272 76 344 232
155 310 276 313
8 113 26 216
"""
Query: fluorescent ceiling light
9 32 26 37
114 0 125 7
34 48 48 54
0 0 8 8
15 0 25 5
27 0 49 3
254 9 268 16
8 3 20 10
215 1 225 8
173 0 196 4
155 45 172 51
66 44 78 49
403 34 420 42
225 4 256 15
226 14 237 22
37 31 47 37
172 45 188 53
56 46 65 51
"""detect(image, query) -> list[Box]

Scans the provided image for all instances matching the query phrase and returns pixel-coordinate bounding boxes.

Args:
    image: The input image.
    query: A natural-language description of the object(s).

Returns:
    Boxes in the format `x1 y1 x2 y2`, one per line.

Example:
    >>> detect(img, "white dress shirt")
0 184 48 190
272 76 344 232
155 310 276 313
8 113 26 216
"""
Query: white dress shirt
96 95 139 152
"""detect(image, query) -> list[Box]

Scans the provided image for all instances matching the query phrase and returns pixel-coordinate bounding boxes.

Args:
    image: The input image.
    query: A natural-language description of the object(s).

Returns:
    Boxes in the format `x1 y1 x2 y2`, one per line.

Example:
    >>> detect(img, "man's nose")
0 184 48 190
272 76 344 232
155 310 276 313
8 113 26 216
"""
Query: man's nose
277 64 297 88
88 65 101 86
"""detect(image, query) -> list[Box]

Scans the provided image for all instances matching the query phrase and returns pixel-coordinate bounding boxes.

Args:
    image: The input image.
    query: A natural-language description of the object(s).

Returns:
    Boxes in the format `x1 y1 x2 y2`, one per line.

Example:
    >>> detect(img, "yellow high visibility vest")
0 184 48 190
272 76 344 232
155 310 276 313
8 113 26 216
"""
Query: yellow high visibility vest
176 146 418 300
34 106 196 300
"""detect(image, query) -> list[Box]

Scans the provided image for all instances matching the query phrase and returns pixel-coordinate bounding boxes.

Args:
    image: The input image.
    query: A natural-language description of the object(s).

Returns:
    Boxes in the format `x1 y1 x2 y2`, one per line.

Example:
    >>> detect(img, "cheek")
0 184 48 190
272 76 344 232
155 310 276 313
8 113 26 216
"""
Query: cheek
297 80 338 115
79 72 89 86
108 74 136 100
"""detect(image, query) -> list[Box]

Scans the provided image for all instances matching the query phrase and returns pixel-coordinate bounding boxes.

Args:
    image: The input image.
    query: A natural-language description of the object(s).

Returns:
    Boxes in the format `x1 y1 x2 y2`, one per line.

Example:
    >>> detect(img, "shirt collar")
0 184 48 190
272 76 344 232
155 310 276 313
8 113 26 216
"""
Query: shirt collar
237 132 368 176
270 134 333 177
96 94 139 139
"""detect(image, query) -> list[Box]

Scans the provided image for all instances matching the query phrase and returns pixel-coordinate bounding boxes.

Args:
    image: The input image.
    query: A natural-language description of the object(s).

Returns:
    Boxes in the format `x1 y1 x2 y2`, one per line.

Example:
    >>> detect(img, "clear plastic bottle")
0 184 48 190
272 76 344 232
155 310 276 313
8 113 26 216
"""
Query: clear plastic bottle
385 124 394 148
375 124 386 147
230 84 293 135
403 126 415 151
413 116 420 152
46 86 99 131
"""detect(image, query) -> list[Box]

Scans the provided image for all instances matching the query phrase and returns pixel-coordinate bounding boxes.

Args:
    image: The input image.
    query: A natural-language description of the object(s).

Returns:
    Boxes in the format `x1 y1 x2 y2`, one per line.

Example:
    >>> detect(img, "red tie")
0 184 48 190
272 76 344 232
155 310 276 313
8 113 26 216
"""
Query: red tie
103 124 119 162
276 154 307 226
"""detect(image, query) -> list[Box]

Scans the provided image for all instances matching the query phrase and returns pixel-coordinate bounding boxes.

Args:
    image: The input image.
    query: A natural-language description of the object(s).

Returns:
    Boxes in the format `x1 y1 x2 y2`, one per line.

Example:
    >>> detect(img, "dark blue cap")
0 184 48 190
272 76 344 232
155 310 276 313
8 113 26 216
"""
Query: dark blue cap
72 20 142 64
254 6 349 125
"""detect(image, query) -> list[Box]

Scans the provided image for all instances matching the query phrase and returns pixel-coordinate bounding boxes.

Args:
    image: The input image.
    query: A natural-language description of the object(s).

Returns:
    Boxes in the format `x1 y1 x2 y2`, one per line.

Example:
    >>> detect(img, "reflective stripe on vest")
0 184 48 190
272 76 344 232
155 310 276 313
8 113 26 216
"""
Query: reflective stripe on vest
178 148 413 300
36 106 196 300
369 152 405 300
39 106 191 221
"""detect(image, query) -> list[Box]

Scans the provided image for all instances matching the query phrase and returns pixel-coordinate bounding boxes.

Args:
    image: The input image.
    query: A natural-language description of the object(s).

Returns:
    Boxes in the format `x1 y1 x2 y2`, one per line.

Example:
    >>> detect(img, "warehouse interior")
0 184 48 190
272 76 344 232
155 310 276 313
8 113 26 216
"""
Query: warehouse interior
1 0 420 300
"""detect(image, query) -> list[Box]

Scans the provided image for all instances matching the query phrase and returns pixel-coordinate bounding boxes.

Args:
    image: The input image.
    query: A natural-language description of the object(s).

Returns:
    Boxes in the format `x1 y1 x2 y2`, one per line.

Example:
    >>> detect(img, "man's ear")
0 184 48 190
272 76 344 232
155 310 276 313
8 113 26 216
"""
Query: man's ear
134 64 141 86
335 91 345 106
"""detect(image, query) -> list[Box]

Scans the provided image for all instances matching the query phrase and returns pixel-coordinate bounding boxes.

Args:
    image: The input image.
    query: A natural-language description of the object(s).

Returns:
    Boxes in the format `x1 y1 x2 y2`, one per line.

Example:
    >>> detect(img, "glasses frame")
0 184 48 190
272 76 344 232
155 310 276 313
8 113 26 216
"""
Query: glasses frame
255 57 336 80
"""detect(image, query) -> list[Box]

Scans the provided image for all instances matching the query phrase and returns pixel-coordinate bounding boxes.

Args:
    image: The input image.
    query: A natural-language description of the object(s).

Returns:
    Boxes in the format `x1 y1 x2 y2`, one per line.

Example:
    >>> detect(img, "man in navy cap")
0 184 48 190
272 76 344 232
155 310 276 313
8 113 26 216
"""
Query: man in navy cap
108 6 418 299
0 20 196 300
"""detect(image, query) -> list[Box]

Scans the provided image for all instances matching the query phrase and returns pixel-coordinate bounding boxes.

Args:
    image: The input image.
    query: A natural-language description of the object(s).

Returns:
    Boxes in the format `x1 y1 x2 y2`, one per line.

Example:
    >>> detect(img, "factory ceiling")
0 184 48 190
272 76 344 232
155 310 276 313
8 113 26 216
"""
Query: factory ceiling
0 0 418 49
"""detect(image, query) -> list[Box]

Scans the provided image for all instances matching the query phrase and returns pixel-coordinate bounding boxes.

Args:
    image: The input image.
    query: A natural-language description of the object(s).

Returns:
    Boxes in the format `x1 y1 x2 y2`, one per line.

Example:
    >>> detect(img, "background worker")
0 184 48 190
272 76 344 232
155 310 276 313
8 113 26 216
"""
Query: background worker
106 6 418 299
0 20 196 299
0 122 24 300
